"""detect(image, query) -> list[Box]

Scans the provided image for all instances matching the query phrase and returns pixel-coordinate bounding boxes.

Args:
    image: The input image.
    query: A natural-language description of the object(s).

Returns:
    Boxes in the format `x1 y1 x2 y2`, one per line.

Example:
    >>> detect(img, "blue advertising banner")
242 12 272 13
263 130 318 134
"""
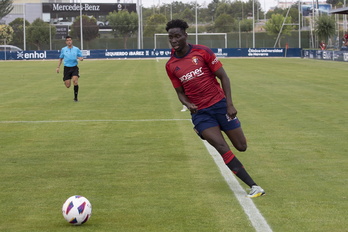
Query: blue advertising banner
302 49 348 62
0 48 301 61
213 48 301 57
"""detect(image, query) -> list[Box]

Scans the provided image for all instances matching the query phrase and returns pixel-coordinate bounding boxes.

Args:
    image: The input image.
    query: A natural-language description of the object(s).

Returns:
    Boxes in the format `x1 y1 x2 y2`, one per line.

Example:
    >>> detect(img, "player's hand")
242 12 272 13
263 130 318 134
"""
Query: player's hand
56 67 60 73
187 103 198 114
227 105 237 119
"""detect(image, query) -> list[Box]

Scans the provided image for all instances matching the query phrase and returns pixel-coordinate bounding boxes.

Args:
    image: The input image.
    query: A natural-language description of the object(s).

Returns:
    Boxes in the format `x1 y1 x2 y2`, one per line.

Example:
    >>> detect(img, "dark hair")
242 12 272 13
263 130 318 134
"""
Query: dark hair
65 36 72 40
165 19 189 32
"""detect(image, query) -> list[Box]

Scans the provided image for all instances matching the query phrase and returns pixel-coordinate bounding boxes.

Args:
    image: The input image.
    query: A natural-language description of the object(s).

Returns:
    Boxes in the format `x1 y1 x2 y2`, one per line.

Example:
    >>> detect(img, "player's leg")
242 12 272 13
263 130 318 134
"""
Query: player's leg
63 67 72 88
213 100 247 151
72 75 79 102
220 118 265 197
201 127 256 188
224 127 247 152
201 126 231 155
193 111 265 197
64 79 71 88
71 66 80 102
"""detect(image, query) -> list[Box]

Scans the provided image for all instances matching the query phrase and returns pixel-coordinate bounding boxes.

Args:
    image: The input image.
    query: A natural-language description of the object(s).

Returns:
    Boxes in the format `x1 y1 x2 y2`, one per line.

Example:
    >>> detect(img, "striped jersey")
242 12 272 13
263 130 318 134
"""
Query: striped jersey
165 44 225 110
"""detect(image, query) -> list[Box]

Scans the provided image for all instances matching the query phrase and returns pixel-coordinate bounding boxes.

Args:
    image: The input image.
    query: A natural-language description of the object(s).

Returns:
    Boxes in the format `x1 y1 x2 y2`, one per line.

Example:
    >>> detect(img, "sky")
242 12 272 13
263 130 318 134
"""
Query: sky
81 0 278 12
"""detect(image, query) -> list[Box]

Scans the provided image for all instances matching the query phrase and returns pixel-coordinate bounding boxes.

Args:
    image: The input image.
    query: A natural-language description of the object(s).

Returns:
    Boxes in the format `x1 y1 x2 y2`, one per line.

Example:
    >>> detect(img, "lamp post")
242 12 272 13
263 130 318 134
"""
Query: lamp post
49 24 52 50
252 0 255 48
195 0 198 44
23 3 26 50
239 20 241 48
137 0 143 49
344 0 347 32
80 0 83 50
298 0 301 48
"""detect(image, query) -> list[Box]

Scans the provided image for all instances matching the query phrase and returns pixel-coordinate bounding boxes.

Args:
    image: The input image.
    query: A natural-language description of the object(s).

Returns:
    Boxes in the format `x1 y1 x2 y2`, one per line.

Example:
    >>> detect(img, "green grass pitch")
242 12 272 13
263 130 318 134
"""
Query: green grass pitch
0 58 347 231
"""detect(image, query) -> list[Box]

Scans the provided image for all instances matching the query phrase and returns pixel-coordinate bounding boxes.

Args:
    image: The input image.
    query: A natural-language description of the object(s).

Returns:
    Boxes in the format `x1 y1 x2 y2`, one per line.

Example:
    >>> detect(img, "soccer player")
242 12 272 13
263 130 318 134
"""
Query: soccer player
165 19 265 198
342 32 348 48
56 36 83 102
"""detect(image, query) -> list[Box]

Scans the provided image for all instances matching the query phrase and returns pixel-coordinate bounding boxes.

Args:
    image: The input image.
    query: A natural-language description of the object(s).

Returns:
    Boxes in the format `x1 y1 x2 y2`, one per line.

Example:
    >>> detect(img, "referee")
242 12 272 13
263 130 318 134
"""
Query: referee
56 36 83 102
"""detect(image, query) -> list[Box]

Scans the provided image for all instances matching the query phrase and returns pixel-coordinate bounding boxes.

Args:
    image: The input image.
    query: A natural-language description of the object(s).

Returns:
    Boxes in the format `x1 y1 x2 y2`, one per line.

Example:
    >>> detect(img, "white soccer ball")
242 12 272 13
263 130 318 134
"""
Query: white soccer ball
62 195 92 225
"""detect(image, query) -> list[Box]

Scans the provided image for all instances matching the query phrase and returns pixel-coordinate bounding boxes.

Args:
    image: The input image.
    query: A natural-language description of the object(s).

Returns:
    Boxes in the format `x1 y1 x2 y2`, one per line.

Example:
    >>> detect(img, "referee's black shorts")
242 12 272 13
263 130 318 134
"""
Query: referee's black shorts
63 66 79 81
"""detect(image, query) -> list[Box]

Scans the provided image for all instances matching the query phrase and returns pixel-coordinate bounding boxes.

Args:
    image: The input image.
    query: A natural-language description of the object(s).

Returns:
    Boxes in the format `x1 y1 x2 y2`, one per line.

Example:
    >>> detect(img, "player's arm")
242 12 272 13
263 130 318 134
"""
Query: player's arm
174 86 198 114
215 67 237 119
56 58 63 73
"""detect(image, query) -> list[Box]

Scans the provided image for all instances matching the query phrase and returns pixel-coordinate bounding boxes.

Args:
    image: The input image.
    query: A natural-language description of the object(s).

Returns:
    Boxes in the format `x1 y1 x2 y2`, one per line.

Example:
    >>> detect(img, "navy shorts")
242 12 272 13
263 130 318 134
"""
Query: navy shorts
192 98 241 138
63 66 79 81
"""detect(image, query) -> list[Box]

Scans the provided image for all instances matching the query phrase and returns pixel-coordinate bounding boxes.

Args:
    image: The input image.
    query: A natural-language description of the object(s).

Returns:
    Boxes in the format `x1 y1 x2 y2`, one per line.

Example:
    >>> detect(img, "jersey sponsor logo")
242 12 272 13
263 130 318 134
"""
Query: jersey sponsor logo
179 67 204 83
192 56 199 65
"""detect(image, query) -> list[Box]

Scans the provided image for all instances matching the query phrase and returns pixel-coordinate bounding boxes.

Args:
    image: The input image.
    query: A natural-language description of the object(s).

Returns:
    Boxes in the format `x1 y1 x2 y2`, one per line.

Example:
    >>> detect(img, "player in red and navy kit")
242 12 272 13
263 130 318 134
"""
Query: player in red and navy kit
165 19 265 198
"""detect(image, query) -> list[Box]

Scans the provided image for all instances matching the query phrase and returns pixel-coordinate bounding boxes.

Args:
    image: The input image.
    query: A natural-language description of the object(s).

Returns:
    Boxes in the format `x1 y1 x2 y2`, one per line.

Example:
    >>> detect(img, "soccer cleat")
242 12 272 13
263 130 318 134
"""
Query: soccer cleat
74 98 78 102
247 185 265 198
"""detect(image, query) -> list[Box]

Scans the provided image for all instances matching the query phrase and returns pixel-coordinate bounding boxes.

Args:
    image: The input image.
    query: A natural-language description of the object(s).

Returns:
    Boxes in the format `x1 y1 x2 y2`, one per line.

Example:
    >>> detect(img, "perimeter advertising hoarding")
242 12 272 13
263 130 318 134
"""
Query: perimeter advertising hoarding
0 48 301 60
43 3 136 17
302 50 348 61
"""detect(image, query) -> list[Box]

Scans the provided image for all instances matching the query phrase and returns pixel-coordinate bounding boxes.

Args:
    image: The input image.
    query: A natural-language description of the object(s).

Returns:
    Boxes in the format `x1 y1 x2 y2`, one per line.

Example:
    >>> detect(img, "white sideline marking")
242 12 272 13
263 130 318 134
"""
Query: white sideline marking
1 117 271 231
0 119 190 124
203 140 272 232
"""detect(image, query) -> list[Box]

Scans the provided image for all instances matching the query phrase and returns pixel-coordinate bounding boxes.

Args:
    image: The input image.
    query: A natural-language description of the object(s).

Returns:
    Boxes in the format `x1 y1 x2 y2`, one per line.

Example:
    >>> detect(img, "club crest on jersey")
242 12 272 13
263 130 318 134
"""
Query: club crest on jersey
192 56 199 65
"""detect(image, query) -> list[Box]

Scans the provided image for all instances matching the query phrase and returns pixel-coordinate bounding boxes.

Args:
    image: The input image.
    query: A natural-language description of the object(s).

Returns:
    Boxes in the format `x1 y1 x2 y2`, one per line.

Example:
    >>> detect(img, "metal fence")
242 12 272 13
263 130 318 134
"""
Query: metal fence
4 27 312 51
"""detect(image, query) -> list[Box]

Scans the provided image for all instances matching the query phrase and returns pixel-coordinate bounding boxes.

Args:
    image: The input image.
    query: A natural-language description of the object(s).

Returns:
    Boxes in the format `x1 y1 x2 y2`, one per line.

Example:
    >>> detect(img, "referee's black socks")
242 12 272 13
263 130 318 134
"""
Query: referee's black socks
74 85 79 99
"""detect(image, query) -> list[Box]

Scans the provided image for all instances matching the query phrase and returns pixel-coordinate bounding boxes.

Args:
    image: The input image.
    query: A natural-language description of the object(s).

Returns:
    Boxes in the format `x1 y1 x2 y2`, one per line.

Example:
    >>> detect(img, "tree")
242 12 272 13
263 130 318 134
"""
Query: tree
287 7 299 24
0 24 13 44
170 1 195 20
229 1 246 20
315 15 335 46
198 7 213 23
239 19 253 32
0 0 13 20
70 15 99 48
180 8 195 23
264 13 293 47
326 0 341 7
9 18 30 47
214 13 234 33
107 10 138 49
215 2 232 18
143 14 167 37
244 0 262 20
267 5 299 23
207 0 220 21
27 18 55 50
266 7 285 19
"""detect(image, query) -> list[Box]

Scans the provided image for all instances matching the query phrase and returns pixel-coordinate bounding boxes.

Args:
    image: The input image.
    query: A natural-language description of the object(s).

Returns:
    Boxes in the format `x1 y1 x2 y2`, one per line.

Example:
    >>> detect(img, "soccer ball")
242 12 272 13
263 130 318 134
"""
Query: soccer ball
62 195 92 225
